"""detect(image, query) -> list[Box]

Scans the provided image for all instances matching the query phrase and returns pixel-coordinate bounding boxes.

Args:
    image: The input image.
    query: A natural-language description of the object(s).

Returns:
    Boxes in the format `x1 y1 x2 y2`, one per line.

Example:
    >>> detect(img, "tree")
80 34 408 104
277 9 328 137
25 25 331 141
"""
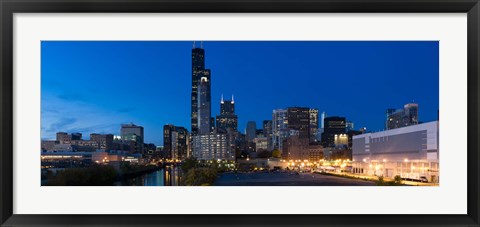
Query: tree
271 149 281 158
47 165 117 186
375 175 385 186
181 157 198 172
183 167 218 186
394 175 403 184
183 168 197 186
210 159 219 169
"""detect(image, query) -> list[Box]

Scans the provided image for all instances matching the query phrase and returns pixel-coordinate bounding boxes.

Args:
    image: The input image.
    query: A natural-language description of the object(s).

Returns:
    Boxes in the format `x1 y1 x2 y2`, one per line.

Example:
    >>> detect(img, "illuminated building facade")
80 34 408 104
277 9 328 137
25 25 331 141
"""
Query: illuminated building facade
282 136 323 162
41 152 93 169
352 121 439 182
43 132 114 152
334 134 348 148
253 136 268 152
192 132 234 161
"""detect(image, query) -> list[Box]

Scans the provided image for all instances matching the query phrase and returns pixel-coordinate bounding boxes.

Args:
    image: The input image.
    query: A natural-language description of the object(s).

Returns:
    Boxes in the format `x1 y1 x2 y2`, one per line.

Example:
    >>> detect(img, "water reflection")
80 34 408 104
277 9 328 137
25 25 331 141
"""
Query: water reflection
163 165 183 186
116 166 183 186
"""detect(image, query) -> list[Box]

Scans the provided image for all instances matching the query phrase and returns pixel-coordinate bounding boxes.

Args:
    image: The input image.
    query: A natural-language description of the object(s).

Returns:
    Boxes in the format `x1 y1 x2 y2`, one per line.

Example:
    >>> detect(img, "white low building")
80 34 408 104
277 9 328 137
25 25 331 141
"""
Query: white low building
351 121 439 182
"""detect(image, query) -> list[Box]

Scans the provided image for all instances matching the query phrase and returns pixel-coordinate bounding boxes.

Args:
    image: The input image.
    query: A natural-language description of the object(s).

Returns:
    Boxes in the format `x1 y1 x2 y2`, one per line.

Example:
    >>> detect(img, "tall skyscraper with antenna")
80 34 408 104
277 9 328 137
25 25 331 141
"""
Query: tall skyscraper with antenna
191 41 211 135
191 42 234 161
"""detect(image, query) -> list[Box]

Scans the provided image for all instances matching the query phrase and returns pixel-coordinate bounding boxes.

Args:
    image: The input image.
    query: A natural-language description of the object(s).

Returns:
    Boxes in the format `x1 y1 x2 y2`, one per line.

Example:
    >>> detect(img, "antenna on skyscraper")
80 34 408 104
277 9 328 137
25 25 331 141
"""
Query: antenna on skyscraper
221 94 224 104
193 41 196 48
231 94 235 103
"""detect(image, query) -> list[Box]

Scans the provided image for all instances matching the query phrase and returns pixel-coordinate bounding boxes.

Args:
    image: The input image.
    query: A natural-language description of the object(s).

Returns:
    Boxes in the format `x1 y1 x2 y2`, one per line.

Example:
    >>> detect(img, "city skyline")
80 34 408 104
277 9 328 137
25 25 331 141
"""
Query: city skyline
41 41 439 145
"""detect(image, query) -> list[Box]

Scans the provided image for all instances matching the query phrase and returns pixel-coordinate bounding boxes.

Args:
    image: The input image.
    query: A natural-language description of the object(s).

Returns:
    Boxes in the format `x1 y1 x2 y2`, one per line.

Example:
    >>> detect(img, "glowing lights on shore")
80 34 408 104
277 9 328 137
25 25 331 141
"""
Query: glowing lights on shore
280 159 352 171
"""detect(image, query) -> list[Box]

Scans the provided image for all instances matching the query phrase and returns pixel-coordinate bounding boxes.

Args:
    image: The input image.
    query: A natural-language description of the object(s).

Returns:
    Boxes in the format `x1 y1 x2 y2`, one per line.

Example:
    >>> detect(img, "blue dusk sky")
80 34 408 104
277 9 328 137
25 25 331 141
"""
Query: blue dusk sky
41 41 439 145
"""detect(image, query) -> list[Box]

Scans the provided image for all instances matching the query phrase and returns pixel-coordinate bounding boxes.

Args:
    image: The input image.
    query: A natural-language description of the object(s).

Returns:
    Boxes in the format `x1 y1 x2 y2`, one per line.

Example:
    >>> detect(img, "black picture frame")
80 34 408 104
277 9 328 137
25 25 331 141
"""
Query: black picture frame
1 0 479 226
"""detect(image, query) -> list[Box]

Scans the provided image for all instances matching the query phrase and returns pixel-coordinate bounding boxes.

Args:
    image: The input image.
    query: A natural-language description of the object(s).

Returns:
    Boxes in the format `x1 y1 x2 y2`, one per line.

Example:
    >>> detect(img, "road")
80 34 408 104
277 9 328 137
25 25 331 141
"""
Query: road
327 171 437 186
214 172 376 186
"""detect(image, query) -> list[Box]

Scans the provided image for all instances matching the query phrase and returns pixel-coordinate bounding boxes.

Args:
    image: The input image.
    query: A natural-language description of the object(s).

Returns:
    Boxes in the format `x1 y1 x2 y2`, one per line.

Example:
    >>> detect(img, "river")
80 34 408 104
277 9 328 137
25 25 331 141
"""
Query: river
115 165 184 186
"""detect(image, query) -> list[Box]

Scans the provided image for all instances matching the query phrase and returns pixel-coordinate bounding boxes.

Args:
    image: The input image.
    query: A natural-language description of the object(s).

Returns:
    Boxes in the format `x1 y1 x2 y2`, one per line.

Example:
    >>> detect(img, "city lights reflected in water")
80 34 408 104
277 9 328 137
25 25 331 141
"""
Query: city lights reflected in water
116 166 183 186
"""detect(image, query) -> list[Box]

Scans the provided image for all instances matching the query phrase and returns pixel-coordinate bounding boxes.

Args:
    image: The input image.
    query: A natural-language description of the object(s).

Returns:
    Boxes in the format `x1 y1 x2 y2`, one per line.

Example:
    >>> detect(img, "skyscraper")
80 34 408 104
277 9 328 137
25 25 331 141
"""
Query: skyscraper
287 107 310 139
120 123 144 153
321 111 327 129
220 94 235 114
190 43 235 162
309 108 319 143
325 117 346 133
385 108 396 129
176 127 189 160
163 124 190 160
246 121 257 142
321 116 346 148
191 42 211 135
262 120 273 151
198 77 211 134
386 103 419 130
163 125 174 159
346 121 355 131
216 95 238 133
404 103 419 125
272 109 288 151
